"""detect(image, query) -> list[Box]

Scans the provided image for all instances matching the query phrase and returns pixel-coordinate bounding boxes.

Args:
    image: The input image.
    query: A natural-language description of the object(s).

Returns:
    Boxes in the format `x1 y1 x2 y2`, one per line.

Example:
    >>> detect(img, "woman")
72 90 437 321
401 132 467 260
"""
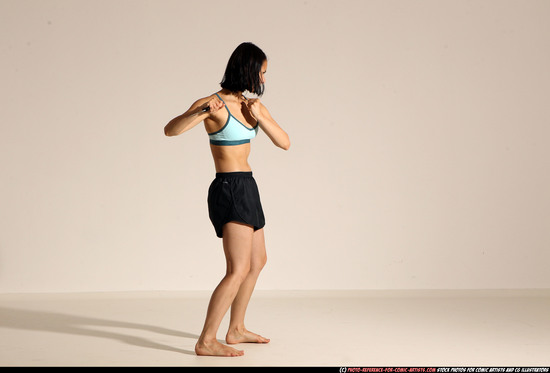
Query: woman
164 42 290 357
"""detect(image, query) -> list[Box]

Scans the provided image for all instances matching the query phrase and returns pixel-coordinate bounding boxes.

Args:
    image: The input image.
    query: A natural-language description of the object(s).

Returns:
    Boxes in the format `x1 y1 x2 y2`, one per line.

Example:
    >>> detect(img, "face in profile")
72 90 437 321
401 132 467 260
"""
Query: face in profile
259 60 268 85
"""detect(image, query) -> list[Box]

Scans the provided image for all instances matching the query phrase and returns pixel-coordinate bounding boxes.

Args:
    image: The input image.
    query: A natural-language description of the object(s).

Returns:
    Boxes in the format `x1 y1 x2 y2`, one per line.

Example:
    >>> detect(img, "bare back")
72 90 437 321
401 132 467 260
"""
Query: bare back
208 143 252 173
164 87 289 171
204 91 259 173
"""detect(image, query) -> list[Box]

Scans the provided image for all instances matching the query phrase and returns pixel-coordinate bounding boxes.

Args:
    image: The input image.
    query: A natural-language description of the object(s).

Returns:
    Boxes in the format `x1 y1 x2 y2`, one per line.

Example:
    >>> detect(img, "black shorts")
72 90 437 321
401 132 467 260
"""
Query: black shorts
207 172 265 238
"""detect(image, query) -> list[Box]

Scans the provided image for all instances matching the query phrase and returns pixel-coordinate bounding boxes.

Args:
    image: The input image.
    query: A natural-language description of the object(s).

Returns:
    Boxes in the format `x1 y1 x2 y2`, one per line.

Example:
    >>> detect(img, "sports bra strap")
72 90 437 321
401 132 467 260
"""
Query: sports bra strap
215 93 232 115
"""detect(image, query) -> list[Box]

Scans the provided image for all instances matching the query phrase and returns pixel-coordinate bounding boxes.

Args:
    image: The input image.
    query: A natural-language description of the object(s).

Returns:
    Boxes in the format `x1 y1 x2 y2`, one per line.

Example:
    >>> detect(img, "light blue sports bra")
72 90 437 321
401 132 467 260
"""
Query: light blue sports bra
208 93 259 146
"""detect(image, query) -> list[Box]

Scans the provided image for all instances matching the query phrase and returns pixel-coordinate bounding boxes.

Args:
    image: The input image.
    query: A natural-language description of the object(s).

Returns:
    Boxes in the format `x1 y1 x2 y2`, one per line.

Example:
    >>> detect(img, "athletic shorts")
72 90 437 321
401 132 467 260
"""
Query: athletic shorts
207 171 265 238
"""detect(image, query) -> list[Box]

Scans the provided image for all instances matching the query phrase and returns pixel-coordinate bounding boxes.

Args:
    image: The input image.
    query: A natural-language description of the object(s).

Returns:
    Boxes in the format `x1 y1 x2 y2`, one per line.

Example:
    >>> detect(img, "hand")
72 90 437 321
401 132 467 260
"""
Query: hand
246 98 262 120
206 96 225 114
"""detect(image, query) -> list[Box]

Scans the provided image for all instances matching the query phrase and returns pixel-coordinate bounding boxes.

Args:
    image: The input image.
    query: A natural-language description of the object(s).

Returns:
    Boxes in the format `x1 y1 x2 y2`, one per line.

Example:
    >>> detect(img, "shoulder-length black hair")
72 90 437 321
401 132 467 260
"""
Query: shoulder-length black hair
220 42 267 96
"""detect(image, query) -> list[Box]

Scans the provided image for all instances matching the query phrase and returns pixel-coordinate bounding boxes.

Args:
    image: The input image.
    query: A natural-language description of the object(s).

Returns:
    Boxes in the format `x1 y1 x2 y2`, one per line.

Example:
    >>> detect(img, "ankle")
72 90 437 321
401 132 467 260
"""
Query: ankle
197 334 217 344
228 324 246 334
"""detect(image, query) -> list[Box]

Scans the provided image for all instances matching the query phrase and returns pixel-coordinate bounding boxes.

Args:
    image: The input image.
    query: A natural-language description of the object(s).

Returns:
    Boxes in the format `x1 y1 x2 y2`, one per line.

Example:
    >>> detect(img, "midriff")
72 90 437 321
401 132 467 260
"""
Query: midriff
209 142 252 173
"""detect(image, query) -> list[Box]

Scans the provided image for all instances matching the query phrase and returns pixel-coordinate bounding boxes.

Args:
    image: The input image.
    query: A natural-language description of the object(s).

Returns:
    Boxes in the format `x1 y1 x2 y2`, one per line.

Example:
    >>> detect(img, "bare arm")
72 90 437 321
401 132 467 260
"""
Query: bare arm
164 96 225 137
247 99 290 150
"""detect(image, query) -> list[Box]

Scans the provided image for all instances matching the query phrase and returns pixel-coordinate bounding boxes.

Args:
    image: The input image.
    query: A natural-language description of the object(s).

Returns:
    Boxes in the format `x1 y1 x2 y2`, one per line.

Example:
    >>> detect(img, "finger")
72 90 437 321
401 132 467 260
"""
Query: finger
247 98 258 109
208 98 224 112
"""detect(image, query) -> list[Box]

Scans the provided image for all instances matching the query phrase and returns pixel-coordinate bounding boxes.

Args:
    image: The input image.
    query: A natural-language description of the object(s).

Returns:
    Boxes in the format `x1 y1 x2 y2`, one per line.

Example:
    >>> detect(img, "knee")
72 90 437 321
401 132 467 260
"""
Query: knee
227 265 251 284
250 254 267 275
260 254 267 270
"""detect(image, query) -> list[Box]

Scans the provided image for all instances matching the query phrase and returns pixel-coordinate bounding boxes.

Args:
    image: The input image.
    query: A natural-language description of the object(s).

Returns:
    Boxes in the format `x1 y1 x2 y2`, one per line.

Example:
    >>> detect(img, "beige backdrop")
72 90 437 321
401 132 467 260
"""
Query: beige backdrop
1 0 549 293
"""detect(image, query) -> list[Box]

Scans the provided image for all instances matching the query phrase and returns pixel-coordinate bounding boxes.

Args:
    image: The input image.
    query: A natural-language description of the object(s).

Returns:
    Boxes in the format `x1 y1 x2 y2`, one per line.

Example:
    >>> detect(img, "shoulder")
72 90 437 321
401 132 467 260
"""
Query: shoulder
258 100 273 117
192 93 217 108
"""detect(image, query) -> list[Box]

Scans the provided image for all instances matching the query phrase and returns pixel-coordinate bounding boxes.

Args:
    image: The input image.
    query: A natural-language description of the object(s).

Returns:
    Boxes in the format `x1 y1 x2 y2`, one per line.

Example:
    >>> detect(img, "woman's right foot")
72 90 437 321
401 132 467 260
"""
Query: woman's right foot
195 339 244 357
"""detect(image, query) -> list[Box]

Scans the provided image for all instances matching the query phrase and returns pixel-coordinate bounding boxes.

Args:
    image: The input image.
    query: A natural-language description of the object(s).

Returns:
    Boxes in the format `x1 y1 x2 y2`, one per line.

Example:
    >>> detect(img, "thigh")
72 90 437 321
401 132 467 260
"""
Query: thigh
251 228 267 271
222 222 254 274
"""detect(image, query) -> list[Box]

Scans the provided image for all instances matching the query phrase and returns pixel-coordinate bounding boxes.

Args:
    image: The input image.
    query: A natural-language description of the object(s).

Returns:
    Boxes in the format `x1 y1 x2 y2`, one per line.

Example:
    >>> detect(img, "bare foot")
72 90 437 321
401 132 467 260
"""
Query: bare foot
226 328 270 344
195 338 244 357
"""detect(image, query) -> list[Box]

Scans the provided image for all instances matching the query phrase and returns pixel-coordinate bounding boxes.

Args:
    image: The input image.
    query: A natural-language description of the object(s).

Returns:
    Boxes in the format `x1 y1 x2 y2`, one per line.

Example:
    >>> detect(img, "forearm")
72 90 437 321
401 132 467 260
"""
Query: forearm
164 104 209 137
257 114 290 150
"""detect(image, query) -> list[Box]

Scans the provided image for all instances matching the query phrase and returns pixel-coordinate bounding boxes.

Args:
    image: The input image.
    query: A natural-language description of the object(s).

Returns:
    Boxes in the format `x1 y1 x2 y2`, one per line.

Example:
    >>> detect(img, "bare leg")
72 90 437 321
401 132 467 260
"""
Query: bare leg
195 222 254 357
226 228 270 344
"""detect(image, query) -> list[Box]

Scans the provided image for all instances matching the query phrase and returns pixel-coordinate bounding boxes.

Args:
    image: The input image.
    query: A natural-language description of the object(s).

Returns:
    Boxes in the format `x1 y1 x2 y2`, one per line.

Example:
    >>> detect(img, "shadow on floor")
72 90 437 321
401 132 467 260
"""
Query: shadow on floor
0 306 198 356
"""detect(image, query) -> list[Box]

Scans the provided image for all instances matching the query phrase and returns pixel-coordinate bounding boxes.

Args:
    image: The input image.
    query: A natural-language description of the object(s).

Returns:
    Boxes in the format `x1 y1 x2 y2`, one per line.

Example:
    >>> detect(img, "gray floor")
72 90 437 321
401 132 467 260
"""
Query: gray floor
0 289 549 367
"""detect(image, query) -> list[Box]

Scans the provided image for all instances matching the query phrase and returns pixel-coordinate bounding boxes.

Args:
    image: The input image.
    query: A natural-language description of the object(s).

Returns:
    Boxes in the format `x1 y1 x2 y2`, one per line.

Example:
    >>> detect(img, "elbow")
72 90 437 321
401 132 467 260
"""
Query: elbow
164 125 175 137
280 139 291 151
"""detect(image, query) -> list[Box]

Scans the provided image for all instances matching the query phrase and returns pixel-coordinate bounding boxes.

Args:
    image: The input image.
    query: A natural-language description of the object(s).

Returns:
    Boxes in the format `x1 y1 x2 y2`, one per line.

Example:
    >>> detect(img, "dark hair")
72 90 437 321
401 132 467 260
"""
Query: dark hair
220 42 267 96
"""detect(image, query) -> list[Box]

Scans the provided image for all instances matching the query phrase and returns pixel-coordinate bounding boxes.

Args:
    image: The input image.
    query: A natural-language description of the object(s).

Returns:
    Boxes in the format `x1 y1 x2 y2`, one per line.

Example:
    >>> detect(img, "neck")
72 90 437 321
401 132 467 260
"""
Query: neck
220 89 245 100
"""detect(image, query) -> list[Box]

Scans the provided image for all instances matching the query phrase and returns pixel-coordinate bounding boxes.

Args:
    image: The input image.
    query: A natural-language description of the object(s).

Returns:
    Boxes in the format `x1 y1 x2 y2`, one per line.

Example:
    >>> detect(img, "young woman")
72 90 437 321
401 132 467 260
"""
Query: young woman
164 42 290 357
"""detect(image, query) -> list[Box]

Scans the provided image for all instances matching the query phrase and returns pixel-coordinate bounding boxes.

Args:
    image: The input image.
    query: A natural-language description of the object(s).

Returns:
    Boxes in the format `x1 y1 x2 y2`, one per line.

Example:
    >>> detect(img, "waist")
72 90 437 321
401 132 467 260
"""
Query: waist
210 143 251 175
215 171 253 179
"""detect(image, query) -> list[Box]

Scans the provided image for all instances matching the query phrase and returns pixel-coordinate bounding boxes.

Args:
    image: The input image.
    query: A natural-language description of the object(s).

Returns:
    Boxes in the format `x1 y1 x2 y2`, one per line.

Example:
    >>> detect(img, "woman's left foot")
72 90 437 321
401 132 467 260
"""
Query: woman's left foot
226 328 270 344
